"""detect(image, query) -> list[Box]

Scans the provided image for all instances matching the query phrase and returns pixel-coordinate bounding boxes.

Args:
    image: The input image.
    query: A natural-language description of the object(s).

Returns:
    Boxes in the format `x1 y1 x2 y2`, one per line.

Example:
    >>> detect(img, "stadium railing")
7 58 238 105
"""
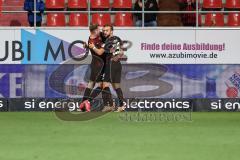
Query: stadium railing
0 0 240 28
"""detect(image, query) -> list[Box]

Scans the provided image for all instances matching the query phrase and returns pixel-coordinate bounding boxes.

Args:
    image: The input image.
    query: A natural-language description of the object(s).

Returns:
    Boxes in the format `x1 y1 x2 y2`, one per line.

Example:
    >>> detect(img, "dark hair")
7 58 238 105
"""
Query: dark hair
103 24 114 31
89 24 99 32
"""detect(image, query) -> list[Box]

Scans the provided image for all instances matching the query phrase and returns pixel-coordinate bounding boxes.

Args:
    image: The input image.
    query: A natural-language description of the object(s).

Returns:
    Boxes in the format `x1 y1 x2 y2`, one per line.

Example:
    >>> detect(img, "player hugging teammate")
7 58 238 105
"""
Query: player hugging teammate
80 24 126 112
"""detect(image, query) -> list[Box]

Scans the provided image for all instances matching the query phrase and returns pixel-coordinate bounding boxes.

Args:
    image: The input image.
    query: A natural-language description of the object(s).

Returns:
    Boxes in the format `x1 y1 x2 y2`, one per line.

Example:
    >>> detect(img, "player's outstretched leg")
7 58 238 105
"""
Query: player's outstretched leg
80 86 102 112
89 86 102 100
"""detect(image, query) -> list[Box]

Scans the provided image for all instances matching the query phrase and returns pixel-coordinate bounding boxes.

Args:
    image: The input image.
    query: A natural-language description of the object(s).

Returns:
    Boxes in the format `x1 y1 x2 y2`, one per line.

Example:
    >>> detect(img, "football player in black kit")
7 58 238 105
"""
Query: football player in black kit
104 25 126 112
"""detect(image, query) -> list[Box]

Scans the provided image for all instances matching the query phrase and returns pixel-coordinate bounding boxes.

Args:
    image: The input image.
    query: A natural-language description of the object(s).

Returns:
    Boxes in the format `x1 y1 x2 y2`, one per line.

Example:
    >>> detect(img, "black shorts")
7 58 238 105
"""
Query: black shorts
110 60 122 83
103 58 122 83
89 57 122 83
96 62 111 82
89 57 112 83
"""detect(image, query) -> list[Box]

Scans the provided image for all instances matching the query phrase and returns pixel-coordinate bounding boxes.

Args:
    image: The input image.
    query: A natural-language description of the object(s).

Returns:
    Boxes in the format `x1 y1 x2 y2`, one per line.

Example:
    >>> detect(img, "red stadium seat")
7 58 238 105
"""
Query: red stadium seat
92 13 111 26
68 0 88 9
204 13 224 26
198 14 202 26
46 0 65 9
69 13 88 26
91 0 110 9
47 13 66 26
114 13 133 26
112 0 132 9
202 0 222 9
228 13 240 26
0 0 2 16
225 0 240 9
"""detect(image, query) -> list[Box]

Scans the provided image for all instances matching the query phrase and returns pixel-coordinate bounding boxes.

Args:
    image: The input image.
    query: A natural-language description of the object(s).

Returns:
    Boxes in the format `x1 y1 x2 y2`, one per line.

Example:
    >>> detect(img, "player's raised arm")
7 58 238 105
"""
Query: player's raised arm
89 42 105 56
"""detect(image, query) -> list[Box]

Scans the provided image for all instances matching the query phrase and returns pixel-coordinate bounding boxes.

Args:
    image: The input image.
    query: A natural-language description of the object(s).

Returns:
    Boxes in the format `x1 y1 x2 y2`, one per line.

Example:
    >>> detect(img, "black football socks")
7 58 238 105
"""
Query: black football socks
115 88 124 106
102 87 113 106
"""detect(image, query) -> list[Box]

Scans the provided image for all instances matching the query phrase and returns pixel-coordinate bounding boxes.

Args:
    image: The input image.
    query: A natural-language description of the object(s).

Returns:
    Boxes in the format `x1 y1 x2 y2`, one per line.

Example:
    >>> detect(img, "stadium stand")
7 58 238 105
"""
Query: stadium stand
1 0 240 27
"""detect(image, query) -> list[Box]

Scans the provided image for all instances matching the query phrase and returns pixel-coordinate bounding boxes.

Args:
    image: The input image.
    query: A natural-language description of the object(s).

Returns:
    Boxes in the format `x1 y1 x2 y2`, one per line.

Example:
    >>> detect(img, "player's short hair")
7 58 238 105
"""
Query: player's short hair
103 24 114 31
89 24 98 32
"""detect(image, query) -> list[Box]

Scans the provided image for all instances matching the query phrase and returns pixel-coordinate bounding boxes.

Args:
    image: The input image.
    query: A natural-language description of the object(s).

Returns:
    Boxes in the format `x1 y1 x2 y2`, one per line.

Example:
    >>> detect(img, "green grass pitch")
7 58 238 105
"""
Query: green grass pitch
0 112 239 160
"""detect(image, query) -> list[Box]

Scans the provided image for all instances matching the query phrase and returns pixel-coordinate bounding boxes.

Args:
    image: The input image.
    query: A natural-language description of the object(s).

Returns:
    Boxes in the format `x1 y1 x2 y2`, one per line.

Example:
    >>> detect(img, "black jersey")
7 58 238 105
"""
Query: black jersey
104 36 123 57
104 35 123 83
